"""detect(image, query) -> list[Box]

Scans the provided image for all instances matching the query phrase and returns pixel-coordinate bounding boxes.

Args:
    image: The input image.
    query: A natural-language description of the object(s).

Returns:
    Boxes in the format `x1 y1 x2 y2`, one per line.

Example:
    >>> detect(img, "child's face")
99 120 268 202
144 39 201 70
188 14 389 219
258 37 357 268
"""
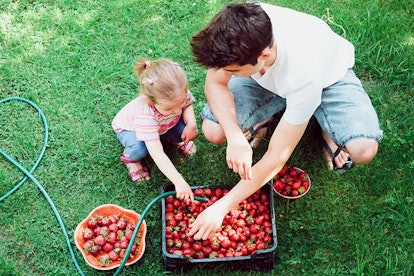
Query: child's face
155 89 187 115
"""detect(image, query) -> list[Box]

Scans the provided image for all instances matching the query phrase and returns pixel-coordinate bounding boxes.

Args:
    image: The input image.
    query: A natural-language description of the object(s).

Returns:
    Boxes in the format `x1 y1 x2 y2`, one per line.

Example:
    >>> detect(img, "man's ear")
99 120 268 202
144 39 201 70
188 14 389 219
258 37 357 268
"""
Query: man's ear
260 46 272 60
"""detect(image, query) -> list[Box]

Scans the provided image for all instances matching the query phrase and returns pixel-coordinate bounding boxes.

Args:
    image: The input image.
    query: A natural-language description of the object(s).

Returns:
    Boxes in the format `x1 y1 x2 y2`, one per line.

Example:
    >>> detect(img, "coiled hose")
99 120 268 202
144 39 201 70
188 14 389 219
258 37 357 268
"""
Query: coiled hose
0 97 207 275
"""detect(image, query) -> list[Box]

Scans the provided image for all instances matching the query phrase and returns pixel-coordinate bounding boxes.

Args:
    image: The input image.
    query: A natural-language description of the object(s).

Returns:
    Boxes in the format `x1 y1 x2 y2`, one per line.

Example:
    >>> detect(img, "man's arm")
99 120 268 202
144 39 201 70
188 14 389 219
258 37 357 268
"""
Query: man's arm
205 69 254 180
188 118 308 240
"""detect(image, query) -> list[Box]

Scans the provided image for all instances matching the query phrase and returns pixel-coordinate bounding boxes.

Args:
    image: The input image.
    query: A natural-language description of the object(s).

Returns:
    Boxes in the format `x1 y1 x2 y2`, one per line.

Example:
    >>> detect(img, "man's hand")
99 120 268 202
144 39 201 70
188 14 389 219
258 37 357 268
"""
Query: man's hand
188 205 226 240
226 133 253 180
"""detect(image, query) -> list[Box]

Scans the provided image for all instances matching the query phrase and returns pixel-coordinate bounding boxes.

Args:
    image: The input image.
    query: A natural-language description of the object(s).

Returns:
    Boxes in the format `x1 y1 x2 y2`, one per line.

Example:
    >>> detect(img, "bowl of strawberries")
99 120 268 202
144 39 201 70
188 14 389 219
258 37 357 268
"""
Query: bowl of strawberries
273 165 311 199
74 204 147 270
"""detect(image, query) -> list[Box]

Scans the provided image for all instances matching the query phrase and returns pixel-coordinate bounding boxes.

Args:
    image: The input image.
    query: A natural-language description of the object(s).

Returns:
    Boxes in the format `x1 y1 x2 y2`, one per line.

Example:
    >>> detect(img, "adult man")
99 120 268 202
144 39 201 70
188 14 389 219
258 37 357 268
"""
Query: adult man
188 2 383 240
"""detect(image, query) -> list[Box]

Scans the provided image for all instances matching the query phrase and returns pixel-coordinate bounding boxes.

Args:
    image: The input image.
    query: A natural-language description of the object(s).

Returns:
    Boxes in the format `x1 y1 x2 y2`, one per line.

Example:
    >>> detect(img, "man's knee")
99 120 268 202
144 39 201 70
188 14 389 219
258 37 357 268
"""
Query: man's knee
202 119 226 145
347 139 378 164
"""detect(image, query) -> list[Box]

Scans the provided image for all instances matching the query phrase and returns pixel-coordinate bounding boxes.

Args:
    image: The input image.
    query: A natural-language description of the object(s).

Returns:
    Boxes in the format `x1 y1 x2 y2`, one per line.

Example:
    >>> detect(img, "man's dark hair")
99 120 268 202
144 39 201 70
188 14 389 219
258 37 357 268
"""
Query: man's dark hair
190 2 273 68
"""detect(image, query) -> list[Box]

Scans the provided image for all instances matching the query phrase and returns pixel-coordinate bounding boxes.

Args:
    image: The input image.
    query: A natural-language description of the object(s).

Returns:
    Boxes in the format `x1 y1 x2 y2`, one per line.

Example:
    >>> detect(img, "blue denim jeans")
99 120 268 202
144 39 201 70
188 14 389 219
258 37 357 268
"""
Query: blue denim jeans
200 69 383 147
116 118 186 161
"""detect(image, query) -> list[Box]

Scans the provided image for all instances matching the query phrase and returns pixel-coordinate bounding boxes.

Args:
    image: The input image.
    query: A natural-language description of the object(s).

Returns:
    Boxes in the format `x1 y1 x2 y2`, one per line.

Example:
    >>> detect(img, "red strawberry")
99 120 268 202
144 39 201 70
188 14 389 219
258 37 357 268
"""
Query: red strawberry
221 238 232 249
194 188 204 197
183 248 194 257
103 242 114 253
101 217 110 227
192 242 202 251
120 240 129 249
108 223 118 233
87 218 98 229
108 214 119 224
292 181 301 190
215 188 223 198
89 244 102 256
273 180 284 192
124 228 133 240
256 241 266 250
83 240 94 253
94 234 106 246
108 250 119 261
117 217 127 230
99 254 111 267
108 232 117 244
83 228 94 241
130 244 137 254
204 188 213 197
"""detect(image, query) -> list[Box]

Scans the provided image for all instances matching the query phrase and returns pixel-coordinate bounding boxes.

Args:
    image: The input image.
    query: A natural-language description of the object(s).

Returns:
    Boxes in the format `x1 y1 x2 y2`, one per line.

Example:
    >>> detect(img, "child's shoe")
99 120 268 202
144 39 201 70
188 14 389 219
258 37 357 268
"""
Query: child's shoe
120 154 151 182
177 141 197 157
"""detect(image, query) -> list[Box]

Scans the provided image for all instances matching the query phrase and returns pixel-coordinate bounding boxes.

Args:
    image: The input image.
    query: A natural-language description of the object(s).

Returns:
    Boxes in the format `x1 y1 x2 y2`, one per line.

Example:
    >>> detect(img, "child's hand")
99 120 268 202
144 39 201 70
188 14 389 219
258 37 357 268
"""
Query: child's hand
181 124 198 143
175 183 194 202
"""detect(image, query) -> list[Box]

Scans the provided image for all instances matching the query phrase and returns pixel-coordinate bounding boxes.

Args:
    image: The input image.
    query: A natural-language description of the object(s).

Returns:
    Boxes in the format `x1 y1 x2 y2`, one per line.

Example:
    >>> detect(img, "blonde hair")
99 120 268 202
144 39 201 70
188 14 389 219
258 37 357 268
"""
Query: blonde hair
133 58 187 104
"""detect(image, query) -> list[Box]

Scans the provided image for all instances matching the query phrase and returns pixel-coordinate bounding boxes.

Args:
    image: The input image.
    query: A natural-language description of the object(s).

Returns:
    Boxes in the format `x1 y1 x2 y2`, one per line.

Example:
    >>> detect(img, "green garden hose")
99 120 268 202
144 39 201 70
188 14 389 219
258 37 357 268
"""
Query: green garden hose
0 97 207 275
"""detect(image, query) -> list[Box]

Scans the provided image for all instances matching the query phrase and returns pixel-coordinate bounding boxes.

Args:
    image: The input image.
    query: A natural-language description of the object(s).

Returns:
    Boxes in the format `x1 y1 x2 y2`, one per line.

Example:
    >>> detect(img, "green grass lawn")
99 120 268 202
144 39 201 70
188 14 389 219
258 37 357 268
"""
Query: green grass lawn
1 0 413 275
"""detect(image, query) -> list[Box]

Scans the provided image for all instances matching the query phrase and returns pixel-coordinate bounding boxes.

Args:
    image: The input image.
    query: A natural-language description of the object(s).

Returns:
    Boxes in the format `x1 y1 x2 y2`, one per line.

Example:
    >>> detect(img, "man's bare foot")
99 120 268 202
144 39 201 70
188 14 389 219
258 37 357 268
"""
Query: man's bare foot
245 118 271 149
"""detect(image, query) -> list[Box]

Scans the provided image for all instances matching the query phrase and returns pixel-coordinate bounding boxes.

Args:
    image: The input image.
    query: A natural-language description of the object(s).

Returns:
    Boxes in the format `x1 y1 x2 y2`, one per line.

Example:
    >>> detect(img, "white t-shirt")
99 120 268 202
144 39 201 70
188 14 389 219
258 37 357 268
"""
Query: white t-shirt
253 3 355 124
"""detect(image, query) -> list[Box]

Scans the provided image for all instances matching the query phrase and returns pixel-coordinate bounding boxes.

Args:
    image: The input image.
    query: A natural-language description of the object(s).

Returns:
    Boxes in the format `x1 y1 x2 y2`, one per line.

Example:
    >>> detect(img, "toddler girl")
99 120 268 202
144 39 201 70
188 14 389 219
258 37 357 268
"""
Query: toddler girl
112 58 198 201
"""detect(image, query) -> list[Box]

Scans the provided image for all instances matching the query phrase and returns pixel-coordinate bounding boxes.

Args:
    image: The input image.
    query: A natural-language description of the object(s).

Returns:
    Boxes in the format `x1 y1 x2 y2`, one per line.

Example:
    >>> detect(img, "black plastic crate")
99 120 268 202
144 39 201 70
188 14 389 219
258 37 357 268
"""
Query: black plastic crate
161 182 277 271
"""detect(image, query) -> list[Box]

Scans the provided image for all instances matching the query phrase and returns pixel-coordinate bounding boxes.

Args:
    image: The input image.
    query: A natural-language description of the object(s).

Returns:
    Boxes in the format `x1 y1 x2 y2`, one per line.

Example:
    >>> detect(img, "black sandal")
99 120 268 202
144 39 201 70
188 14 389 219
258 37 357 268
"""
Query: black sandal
320 138 353 174
249 123 269 149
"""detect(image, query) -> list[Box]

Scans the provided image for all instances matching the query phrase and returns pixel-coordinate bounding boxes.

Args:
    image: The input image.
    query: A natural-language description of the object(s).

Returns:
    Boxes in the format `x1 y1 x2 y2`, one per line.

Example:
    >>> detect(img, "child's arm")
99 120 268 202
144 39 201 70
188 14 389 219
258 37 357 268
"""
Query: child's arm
181 104 199 143
145 139 194 202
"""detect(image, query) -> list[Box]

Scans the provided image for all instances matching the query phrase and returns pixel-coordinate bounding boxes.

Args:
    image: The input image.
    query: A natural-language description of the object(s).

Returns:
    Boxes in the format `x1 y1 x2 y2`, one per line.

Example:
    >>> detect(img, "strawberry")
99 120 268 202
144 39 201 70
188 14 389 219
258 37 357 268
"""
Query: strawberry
83 228 94 241
302 181 310 190
204 188 213 197
94 234 106 246
292 181 301 190
130 244 137 254
273 179 284 192
83 240 94 253
99 226 110 237
87 217 98 229
215 188 223 198
116 217 127 230
99 254 111 267
124 228 133 240
108 250 119 261
120 239 129 249
101 217 110 227
192 242 202 251
103 242 114 253
108 231 117 244
108 223 118 233
256 241 266 250
107 214 119 224
89 244 102 256
194 188 204 197
165 203 174 213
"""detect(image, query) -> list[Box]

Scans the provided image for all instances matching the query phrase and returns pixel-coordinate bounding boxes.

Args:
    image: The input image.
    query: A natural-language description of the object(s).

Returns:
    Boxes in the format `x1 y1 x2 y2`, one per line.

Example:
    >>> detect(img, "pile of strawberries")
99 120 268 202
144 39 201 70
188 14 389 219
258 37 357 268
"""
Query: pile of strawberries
273 165 311 198
164 186 274 259
81 214 142 267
